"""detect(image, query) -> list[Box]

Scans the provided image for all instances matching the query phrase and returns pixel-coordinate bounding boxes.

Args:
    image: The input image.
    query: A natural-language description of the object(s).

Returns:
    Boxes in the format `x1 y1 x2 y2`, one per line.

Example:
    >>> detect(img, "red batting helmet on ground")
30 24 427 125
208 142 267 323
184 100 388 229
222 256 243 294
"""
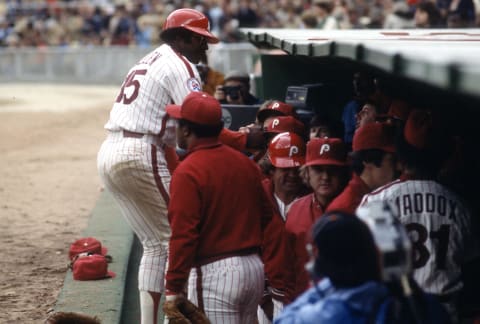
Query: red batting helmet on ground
268 132 306 168
162 8 219 44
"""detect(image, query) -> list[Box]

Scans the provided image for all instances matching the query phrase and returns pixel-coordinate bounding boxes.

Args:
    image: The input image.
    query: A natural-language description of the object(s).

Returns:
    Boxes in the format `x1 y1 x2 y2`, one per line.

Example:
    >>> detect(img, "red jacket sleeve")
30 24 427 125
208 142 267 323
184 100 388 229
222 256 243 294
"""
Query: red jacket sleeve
261 211 289 302
164 145 179 174
284 230 297 303
218 128 247 151
259 179 291 302
165 170 201 293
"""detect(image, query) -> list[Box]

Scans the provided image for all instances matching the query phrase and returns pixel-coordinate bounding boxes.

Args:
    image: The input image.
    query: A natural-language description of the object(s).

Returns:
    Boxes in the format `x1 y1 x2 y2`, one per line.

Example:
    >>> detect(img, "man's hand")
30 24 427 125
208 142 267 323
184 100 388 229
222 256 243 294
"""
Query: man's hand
238 123 256 134
245 125 266 150
163 293 191 324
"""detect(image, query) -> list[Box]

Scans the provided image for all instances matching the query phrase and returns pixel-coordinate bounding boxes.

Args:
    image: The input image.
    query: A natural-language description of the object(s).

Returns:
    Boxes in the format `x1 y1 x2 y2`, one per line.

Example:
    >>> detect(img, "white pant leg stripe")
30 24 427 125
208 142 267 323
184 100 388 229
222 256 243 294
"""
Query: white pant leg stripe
98 136 169 292
150 144 170 204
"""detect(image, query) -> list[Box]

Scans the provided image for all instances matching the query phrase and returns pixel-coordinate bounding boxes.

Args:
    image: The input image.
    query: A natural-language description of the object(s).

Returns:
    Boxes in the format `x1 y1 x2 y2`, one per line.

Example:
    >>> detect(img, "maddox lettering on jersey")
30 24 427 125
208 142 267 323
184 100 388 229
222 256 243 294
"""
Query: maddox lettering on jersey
394 193 457 221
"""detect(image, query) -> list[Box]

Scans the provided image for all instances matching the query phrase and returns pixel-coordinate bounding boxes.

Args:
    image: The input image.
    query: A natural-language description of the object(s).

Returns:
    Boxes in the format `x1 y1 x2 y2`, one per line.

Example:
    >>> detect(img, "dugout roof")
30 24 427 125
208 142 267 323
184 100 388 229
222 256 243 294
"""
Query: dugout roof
240 28 480 99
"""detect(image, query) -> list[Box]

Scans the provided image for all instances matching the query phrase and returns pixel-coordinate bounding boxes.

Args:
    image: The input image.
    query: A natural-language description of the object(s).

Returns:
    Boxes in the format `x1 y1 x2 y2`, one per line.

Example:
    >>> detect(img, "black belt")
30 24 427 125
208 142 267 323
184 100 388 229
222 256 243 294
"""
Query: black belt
122 130 145 138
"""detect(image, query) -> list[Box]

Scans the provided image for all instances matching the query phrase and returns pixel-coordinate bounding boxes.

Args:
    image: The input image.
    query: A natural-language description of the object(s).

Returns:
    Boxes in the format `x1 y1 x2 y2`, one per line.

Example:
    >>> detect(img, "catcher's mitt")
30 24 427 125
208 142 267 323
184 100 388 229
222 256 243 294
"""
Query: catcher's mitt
44 311 101 324
163 296 210 324
178 297 210 324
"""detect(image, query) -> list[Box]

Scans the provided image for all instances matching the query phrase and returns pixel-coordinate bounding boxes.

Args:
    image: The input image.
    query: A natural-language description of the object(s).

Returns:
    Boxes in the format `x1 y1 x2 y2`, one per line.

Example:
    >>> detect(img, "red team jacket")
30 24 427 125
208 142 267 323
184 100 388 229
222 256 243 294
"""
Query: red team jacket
165 138 274 294
262 179 282 217
326 173 371 214
261 178 299 301
285 193 326 299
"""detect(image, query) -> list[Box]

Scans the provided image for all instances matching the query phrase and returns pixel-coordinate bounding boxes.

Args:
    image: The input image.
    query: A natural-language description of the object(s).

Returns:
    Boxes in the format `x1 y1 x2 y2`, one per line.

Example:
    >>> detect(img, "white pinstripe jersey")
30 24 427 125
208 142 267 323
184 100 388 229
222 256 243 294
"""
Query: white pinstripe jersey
360 179 478 295
105 44 202 146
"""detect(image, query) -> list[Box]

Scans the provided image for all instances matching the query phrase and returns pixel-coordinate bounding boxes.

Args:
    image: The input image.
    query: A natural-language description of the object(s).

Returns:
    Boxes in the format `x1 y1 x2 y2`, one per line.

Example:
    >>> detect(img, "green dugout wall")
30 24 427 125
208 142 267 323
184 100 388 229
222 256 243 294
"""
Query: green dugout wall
244 29 480 118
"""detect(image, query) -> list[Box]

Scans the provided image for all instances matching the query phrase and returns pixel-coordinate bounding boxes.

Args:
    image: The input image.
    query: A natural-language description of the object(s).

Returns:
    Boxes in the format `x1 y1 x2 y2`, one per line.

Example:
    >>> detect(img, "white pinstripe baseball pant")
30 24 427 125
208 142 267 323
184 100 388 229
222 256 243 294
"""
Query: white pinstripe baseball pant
97 131 171 293
187 254 264 324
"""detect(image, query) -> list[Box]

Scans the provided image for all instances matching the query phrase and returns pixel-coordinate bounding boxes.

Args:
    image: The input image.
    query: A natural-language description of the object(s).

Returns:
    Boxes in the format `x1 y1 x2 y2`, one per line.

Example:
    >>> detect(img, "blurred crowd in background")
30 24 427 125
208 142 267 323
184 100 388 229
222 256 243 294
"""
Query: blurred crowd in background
0 0 478 47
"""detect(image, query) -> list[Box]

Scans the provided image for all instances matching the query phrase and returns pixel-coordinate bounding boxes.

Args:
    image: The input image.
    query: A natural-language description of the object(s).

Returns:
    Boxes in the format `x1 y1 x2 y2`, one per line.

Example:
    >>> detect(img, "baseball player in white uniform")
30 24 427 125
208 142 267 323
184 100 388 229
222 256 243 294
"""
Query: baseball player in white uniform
96 9 219 324
359 110 479 323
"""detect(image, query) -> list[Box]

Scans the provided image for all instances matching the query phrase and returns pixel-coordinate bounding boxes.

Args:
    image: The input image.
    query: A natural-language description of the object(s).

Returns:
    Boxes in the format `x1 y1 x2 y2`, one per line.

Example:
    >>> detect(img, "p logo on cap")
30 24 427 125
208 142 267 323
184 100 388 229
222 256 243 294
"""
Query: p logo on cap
268 132 306 168
305 138 348 167
272 119 280 128
289 145 299 157
320 144 330 155
264 116 305 136
257 100 295 123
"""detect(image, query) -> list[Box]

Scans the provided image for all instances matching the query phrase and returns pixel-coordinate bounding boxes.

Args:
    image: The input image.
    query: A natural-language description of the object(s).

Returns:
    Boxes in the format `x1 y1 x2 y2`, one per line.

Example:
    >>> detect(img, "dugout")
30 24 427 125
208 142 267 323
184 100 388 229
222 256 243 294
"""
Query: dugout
240 28 480 320
240 28 480 201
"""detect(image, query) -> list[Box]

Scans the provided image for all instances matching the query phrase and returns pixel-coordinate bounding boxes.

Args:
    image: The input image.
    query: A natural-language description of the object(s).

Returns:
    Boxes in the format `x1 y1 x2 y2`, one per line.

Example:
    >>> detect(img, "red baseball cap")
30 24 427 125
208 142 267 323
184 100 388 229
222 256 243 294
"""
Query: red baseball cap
73 254 115 281
352 122 396 153
387 99 412 121
257 100 295 123
264 116 305 136
69 237 108 261
166 91 222 125
404 109 434 149
305 137 348 167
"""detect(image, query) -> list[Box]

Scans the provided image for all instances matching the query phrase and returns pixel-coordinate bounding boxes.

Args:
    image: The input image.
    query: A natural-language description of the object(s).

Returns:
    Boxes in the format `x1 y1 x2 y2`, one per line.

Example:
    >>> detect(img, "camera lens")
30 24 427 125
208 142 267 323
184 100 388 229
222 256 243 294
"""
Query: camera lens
224 86 240 100
229 91 239 100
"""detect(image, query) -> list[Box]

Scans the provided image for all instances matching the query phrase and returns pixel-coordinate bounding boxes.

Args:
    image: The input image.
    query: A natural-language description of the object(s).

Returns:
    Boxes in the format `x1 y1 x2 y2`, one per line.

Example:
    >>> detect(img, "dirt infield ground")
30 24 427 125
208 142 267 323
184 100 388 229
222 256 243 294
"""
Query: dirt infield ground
0 84 118 323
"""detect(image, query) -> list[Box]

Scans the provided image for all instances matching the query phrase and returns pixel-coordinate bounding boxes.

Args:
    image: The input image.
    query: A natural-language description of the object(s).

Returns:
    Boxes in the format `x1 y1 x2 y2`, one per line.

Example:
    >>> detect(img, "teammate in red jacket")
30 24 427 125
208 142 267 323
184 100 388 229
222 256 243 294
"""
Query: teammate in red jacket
262 132 308 220
164 91 276 323
285 137 350 299
258 132 308 323
326 122 397 214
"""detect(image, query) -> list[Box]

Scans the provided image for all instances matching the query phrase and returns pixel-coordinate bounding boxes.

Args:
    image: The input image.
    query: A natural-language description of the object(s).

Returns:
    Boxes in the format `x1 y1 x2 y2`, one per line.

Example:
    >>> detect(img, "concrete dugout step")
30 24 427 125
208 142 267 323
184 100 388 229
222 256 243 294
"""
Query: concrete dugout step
53 190 145 323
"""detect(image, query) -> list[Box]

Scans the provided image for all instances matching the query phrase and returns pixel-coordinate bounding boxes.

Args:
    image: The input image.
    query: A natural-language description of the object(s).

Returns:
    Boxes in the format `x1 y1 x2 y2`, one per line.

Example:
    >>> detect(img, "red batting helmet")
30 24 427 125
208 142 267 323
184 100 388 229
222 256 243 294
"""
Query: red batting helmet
268 132 306 168
162 8 219 44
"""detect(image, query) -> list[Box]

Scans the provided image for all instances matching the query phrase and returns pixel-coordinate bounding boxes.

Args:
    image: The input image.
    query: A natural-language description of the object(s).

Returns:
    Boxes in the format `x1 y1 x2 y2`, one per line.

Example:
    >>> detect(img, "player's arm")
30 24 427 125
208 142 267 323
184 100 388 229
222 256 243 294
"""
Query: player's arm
218 128 248 151
219 127 266 153
256 175 289 302
262 213 289 290
166 61 202 105
283 229 297 303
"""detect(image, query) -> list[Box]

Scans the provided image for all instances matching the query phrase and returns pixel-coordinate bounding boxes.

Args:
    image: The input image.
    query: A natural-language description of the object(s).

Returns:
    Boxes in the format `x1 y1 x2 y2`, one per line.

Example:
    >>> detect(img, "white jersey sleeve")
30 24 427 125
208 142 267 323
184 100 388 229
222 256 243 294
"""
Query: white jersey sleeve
105 44 202 145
